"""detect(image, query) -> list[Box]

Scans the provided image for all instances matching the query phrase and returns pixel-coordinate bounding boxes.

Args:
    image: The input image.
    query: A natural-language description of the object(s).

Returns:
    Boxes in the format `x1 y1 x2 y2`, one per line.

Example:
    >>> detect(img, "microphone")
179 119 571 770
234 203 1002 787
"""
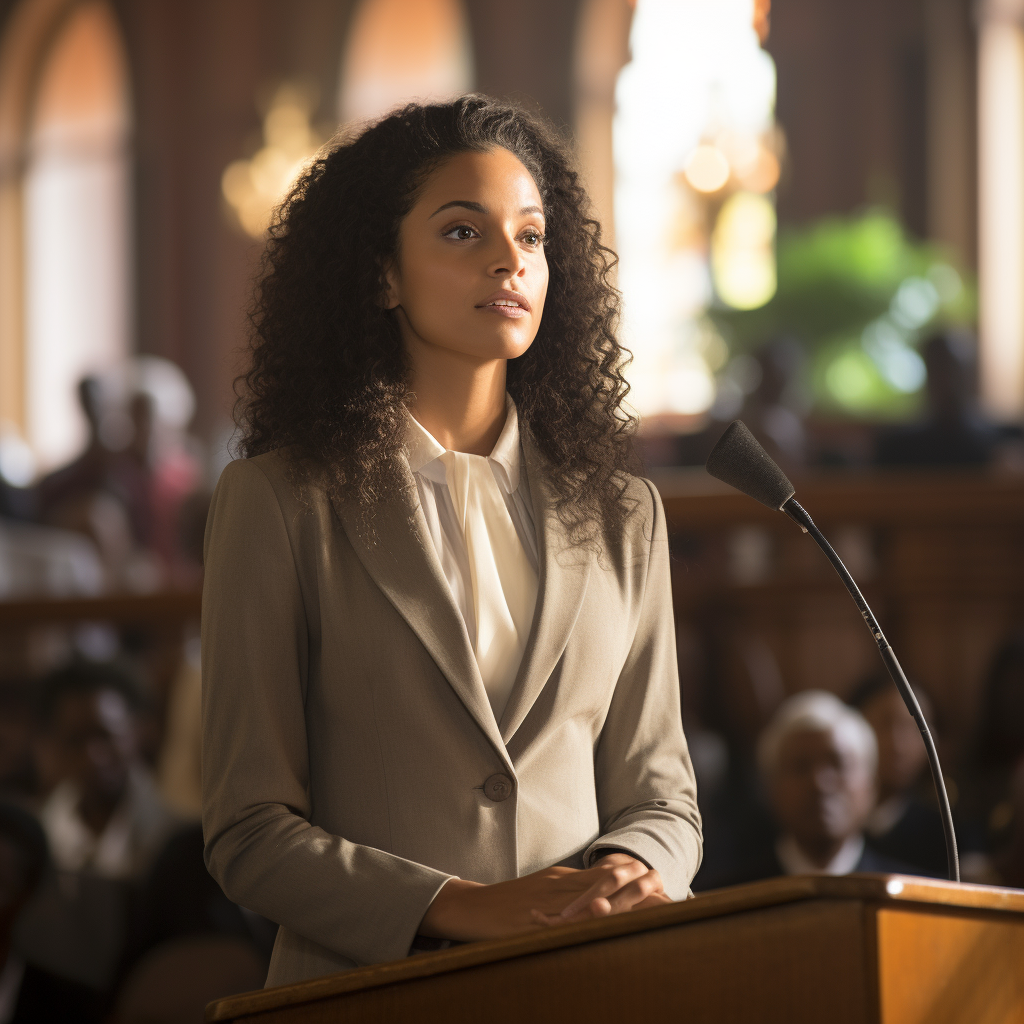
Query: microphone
706 421 960 882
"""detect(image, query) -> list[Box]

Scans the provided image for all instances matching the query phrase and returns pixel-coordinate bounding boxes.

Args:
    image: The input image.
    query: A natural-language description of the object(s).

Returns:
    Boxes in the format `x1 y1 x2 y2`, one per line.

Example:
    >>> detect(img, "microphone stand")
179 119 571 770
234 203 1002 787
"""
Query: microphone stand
782 497 960 882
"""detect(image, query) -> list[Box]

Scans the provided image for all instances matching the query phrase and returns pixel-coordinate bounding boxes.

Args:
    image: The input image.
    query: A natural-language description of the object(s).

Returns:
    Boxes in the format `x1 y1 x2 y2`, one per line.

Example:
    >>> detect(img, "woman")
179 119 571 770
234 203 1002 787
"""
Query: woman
202 95 701 988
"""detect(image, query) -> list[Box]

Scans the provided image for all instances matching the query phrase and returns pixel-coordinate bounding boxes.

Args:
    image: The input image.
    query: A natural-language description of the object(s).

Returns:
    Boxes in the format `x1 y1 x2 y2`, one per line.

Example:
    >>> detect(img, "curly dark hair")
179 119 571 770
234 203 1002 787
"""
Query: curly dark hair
238 94 639 542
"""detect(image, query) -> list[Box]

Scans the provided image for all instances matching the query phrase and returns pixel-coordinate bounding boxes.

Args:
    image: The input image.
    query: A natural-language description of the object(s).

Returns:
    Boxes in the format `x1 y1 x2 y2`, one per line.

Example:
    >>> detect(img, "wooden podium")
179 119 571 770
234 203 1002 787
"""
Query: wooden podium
207 875 1024 1024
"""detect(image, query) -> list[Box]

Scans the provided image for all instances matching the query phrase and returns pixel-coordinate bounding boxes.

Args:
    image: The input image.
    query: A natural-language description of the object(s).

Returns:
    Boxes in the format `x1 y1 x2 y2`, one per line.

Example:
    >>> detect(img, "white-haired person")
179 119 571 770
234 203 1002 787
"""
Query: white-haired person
699 691 912 889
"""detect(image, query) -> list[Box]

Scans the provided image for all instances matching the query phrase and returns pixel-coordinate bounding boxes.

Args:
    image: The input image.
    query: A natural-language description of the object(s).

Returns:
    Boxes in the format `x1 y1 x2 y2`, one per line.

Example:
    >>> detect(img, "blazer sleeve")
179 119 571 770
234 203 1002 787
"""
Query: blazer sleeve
201 458 453 967
583 480 703 898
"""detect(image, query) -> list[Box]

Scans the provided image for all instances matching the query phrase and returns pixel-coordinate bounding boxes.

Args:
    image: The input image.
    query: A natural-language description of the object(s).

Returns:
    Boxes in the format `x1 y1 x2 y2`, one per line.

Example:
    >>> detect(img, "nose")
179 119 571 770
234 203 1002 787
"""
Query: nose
486 229 526 279
85 737 114 768
812 765 841 794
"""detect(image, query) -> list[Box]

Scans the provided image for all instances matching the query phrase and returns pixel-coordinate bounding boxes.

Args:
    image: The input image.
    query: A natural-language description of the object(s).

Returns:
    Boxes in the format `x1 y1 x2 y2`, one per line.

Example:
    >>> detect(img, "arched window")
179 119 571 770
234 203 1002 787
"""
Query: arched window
0 0 131 478
575 0 778 422
337 0 473 123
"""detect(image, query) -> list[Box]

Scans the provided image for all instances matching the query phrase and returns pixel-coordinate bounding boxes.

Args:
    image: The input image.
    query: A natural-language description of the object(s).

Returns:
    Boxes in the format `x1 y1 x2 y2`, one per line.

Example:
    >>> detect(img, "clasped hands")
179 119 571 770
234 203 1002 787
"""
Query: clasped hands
419 853 671 943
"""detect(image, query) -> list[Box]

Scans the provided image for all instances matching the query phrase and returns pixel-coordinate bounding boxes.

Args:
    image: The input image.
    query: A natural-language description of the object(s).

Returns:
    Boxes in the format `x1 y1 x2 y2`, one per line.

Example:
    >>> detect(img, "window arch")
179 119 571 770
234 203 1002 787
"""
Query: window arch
337 0 473 124
0 0 131 477
574 0 778 422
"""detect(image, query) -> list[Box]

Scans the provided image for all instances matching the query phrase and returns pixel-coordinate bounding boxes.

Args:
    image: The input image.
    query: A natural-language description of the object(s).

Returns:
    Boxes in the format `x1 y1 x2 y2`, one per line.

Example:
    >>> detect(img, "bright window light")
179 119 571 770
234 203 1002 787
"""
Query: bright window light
23 1 131 474
614 0 777 419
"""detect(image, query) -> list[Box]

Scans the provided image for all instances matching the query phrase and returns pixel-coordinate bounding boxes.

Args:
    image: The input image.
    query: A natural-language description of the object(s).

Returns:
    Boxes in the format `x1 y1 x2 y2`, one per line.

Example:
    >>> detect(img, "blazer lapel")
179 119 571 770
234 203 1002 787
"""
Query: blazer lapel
498 434 592 743
334 465 512 767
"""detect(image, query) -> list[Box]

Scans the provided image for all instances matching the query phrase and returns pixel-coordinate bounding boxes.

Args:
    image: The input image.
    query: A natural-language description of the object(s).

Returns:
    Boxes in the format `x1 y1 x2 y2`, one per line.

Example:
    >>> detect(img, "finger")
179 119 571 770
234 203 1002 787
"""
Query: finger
602 870 664 915
633 892 674 911
532 896 612 927
561 896 612 922
555 861 647 920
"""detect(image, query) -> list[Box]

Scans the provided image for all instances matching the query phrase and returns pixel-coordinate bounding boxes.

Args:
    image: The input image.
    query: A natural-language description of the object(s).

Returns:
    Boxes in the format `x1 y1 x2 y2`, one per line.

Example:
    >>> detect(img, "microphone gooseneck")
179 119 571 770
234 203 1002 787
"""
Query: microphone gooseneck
706 422 960 883
782 498 959 882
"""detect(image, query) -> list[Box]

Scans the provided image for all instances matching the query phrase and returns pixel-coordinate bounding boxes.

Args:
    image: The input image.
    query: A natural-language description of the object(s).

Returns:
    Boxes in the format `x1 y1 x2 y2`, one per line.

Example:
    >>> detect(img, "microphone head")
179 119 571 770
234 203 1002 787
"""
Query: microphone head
705 420 795 510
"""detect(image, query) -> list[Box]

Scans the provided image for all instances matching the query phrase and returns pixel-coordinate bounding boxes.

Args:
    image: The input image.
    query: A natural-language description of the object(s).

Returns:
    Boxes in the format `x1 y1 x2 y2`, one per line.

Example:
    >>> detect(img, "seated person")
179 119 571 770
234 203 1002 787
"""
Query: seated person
14 662 179 992
962 631 1024 844
874 329 1000 468
126 822 277 976
35 661 178 882
697 691 912 889
0 801 103 1022
849 675 975 878
993 760 1024 889
0 682 36 802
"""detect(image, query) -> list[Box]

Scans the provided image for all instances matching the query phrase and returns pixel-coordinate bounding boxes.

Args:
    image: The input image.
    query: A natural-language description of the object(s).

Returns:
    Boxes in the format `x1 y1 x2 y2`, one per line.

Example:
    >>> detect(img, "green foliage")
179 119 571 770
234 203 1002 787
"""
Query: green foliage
709 210 976 416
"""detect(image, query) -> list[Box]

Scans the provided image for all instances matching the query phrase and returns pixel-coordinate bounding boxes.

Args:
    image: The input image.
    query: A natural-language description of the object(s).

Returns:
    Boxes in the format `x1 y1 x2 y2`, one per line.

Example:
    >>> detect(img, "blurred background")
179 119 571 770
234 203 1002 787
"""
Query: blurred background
0 0 1023 1021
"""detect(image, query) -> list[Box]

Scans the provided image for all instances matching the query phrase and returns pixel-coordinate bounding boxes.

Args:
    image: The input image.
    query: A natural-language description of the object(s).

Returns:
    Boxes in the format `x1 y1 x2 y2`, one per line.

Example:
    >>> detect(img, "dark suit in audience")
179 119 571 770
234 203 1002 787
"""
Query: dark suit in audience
698 836 912 890
125 822 276 976
3 959 103 1023
849 674 985 879
0 802 103 1023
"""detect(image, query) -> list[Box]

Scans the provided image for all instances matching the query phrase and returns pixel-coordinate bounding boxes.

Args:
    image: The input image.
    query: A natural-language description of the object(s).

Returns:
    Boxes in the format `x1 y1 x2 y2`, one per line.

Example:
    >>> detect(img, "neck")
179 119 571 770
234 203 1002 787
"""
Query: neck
78 787 124 836
0 912 17 970
405 341 508 456
877 781 900 804
794 834 846 869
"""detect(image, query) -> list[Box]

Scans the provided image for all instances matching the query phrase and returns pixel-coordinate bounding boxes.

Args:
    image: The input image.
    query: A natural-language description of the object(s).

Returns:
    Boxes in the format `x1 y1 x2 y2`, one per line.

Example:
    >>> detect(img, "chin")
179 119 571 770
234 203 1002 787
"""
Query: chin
453 332 536 363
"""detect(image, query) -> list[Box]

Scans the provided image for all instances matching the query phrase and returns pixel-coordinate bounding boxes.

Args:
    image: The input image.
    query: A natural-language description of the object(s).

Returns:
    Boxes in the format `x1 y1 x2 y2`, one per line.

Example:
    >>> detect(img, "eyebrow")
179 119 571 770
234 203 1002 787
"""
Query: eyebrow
429 200 544 218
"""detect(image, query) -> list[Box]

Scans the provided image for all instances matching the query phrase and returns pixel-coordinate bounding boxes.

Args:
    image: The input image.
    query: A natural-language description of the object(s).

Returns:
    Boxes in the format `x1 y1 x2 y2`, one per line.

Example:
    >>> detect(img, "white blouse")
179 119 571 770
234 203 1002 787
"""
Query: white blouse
404 399 539 720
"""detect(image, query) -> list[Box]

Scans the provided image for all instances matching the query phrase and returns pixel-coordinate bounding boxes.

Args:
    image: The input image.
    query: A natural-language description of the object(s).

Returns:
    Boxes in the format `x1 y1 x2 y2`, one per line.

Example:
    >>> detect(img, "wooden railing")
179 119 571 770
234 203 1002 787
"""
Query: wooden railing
0 590 203 722
655 468 1024 759
0 590 202 626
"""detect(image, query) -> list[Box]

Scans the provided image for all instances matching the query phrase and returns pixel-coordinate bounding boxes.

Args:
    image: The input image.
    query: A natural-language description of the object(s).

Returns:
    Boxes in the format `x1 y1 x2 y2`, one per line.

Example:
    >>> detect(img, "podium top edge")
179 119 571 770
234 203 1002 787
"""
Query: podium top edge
207 874 1023 1022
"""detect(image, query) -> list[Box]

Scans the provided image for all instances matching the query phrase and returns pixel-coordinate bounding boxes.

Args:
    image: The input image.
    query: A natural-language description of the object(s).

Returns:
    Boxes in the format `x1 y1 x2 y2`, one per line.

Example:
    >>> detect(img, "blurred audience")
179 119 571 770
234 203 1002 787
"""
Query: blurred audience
157 638 203 819
0 801 103 1022
3 356 209 601
131 357 205 588
993 761 1024 889
0 685 37 805
733 336 808 470
695 691 911 889
961 631 1024 860
848 675 947 877
34 661 178 881
848 675 989 881
14 661 179 991
673 336 808 471
37 377 150 541
874 329 1001 468
113 933 267 1024
127 823 276 971
0 517 104 601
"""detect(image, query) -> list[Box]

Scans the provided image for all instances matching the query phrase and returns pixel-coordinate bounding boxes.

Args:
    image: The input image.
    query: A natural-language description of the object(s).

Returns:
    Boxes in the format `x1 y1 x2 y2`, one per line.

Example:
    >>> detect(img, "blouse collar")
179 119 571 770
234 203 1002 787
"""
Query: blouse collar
403 395 522 492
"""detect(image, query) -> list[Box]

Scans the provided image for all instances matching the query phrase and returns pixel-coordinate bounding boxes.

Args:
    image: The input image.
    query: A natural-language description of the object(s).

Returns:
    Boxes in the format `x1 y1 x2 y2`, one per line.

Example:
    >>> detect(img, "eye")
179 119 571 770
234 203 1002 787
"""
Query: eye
443 224 478 241
521 229 545 247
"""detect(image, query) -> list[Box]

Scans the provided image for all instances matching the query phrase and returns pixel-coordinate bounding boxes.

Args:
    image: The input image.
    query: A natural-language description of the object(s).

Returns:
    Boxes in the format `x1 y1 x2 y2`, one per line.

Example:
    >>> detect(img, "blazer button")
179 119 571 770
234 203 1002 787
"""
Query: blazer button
484 773 513 802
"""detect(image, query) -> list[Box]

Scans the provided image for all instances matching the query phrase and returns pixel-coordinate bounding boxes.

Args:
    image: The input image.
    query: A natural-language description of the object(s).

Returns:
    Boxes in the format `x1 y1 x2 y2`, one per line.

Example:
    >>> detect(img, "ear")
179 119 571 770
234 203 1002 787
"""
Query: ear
382 262 400 310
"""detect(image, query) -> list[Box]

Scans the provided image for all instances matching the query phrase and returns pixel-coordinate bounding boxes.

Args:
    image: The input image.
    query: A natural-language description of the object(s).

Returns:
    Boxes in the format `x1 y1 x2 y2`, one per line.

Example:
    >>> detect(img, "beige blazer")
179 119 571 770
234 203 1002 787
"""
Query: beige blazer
201 438 702 988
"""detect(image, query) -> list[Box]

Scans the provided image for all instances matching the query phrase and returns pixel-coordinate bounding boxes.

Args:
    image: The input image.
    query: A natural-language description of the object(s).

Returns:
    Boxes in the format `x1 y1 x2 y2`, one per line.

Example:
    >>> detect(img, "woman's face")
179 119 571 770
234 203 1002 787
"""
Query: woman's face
385 147 548 365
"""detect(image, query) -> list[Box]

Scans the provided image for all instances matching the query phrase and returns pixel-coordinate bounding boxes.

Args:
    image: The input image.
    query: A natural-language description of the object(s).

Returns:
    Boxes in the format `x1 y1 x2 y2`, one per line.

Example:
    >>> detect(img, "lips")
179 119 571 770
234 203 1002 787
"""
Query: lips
476 289 532 313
